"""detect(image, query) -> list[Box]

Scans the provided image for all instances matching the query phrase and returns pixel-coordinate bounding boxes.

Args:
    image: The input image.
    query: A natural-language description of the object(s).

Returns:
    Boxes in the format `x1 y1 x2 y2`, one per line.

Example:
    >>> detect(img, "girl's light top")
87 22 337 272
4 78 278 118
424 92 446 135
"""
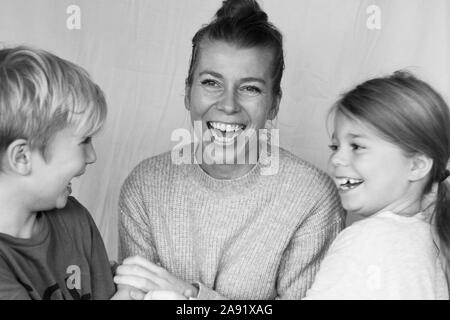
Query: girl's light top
305 211 449 300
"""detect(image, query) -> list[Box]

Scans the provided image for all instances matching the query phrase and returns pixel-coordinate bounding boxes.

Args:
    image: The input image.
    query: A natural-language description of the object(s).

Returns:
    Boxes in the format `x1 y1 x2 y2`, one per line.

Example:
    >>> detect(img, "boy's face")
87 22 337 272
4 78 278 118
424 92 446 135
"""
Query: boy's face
30 126 97 210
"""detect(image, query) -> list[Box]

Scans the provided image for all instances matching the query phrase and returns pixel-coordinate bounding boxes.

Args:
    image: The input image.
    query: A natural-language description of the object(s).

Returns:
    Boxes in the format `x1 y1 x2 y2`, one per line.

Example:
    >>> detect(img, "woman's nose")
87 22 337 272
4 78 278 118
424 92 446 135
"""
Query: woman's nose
216 90 241 114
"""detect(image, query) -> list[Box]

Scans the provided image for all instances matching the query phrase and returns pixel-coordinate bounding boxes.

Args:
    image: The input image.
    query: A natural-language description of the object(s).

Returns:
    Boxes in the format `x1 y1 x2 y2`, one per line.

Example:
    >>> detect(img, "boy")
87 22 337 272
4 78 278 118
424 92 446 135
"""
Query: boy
0 46 124 299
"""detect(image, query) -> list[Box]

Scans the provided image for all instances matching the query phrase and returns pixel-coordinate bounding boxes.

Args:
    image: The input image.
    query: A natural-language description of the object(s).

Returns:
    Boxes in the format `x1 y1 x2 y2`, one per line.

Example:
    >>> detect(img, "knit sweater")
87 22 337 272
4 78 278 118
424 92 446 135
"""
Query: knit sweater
119 147 345 299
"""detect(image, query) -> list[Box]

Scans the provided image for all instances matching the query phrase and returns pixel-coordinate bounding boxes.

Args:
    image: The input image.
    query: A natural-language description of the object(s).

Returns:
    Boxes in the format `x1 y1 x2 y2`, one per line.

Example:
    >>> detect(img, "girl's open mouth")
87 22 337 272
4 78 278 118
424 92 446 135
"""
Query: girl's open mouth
335 177 364 191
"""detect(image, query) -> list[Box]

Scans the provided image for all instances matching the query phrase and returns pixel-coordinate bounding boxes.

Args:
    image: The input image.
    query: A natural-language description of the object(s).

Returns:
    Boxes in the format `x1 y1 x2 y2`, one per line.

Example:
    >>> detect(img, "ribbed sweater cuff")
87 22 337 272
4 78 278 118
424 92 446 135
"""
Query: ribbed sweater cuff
194 282 228 300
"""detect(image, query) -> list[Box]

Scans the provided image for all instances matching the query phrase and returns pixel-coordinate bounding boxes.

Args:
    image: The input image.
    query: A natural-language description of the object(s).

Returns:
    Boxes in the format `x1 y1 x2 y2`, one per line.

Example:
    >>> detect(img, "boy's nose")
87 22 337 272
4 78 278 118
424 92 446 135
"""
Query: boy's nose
216 90 241 114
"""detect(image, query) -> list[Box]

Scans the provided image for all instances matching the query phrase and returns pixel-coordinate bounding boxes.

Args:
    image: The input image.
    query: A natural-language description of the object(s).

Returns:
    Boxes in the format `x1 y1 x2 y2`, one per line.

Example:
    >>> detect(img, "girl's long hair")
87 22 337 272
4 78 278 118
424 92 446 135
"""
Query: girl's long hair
331 71 450 286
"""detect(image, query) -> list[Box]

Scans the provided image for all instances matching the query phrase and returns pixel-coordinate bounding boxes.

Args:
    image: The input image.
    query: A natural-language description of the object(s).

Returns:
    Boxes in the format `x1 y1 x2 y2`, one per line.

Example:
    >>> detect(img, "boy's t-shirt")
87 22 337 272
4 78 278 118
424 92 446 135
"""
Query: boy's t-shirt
0 197 116 300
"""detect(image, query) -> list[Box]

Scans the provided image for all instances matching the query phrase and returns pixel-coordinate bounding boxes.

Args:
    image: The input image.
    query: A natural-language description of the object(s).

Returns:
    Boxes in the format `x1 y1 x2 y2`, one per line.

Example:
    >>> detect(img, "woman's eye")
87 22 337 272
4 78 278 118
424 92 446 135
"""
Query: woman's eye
201 79 219 88
241 86 261 94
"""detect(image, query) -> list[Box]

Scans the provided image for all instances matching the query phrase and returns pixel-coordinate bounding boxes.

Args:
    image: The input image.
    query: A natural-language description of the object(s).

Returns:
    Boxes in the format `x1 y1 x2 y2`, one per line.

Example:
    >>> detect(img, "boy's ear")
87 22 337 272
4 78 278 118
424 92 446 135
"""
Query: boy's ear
409 153 433 182
184 86 191 111
6 139 32 175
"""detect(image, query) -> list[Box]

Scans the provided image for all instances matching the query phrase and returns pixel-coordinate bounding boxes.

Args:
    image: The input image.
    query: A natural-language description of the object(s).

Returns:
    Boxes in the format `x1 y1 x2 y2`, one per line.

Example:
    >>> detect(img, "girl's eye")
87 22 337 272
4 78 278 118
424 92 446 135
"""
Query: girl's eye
350 143 364 151
328 144 338 151
241 85 261 95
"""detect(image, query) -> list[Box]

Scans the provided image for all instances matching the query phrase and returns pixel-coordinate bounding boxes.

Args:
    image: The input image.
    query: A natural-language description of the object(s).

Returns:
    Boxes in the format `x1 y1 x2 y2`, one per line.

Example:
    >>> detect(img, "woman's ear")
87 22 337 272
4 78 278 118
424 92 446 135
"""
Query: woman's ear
184 86 191 111
409 153 433 182
268 94 281 120
6 139 32 175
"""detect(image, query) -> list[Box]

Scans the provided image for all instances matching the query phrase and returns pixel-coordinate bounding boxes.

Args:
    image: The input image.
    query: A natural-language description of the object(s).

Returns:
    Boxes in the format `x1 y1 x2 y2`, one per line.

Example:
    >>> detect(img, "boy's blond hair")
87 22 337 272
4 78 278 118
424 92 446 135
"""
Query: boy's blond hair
0 46 107 166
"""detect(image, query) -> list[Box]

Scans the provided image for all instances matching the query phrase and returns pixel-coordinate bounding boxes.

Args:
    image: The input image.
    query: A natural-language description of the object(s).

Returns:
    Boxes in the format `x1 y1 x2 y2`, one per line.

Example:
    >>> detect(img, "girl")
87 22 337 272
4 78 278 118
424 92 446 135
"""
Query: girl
305 71 450 299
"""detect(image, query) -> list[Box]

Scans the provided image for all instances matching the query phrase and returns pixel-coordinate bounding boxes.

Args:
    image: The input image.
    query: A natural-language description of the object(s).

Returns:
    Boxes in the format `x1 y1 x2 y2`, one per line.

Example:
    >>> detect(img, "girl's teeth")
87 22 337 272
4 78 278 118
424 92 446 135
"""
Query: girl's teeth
335 177 364 190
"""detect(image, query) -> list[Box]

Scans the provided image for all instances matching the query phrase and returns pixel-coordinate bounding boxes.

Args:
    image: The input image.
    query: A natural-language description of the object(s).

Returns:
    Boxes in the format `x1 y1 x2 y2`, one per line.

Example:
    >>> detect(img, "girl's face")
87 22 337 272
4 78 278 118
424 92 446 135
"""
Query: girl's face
185 40 279 162
329 112 417 216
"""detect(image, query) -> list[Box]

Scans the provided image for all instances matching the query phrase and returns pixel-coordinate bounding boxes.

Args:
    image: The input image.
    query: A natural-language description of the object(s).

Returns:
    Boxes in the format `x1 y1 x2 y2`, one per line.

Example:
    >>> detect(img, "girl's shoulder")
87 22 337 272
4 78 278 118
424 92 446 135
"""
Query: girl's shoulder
306 212 446 299
331 212 436 260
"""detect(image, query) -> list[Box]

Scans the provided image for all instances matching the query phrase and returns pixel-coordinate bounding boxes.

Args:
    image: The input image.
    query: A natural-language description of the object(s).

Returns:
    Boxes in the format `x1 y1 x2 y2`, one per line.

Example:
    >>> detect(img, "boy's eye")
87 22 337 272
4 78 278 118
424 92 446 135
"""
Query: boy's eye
328 144 338 151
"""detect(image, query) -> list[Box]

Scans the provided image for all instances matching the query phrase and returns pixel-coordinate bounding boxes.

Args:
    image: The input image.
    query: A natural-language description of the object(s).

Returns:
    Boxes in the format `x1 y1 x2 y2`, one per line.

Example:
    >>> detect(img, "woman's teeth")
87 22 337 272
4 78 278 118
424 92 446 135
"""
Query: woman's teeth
336 177 364 191
209 121 244 132
208 121 245 144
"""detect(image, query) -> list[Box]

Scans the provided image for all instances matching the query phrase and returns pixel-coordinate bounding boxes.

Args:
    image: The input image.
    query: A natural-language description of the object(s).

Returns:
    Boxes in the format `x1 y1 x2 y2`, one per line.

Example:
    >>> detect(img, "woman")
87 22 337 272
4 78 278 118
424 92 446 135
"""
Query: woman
115 0 344 300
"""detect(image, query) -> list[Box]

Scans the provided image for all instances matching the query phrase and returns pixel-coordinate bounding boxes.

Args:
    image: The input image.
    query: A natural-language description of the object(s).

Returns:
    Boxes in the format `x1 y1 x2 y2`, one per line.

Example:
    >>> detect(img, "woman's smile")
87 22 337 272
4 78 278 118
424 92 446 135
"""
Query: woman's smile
207 121 247 145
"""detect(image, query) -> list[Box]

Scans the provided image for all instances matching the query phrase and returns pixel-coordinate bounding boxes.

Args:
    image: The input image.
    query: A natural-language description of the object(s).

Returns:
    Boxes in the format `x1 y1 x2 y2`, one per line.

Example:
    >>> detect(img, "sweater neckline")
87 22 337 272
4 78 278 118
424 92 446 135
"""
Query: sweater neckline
189 160 263 195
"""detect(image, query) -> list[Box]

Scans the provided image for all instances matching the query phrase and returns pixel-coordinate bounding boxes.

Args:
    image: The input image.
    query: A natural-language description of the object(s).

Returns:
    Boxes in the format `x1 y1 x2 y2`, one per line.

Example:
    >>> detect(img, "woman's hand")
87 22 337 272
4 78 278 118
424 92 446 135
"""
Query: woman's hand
113 256 198 299
144 290 189 300
110 284 146 300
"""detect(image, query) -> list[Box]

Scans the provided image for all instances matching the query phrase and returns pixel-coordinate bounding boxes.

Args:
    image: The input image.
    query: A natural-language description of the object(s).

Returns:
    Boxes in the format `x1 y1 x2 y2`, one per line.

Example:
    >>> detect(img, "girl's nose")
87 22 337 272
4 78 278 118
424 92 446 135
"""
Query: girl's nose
330 149 349 167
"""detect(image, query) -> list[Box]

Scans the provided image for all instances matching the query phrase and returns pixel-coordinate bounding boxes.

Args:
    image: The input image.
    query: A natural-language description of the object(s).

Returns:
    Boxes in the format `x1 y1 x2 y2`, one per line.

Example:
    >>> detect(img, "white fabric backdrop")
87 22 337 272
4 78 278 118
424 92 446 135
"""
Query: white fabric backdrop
0 0 449 259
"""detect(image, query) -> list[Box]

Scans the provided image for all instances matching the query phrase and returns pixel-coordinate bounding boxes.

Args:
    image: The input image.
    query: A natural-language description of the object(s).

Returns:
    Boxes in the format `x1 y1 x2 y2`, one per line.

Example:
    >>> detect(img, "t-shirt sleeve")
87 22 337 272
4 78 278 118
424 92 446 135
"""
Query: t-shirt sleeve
0 258 31 300
304 217 441 300
85 210 116 299
68 198 116 299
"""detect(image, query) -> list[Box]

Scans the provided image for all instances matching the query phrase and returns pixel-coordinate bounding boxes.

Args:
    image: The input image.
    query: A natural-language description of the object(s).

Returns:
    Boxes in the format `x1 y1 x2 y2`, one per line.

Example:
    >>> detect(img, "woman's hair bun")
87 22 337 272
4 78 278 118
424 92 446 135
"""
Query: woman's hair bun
215 0 267 22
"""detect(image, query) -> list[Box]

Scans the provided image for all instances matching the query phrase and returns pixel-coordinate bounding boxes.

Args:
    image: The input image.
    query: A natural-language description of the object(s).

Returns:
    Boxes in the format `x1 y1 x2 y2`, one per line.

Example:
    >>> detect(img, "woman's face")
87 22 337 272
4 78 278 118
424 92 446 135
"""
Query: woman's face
185 40 279 162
